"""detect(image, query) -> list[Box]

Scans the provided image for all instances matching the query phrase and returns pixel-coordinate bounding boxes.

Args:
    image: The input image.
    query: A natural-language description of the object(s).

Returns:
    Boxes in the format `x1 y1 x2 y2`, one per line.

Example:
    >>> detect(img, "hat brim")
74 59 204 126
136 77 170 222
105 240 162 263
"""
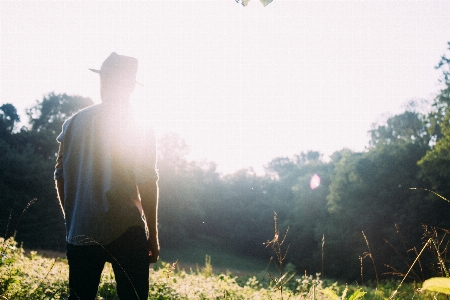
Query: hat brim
89 68 143 86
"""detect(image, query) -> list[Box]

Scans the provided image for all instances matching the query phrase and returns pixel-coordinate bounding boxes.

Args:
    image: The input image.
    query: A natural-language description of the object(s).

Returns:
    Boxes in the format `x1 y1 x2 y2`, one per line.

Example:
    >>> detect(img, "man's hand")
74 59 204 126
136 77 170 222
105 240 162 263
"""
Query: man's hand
138 179 159 264
148 240 160 264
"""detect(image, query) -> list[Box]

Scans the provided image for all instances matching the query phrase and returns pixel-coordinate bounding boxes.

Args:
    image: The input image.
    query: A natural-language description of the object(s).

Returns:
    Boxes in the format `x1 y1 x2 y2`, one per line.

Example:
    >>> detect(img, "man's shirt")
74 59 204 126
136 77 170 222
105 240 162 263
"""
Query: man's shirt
55 102 158 245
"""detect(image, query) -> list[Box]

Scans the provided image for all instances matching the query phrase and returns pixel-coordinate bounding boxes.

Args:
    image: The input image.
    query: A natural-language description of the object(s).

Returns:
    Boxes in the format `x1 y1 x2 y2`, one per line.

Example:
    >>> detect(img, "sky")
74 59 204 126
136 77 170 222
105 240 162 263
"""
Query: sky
2 0 450 174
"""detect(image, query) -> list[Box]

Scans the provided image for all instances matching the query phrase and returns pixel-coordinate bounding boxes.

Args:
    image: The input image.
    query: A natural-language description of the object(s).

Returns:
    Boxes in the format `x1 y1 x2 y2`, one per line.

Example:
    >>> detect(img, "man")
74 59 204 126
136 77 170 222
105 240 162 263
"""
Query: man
55 52 159 299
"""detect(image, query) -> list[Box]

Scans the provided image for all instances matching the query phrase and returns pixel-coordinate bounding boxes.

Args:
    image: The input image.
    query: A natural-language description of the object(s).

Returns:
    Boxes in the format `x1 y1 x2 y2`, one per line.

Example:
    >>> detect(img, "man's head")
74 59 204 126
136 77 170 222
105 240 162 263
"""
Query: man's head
90 52 139 102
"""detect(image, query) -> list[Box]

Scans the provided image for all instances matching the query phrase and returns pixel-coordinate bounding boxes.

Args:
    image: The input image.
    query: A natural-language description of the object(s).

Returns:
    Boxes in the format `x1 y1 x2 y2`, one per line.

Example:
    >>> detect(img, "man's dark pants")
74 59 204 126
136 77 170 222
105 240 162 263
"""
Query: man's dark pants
66 226 150 299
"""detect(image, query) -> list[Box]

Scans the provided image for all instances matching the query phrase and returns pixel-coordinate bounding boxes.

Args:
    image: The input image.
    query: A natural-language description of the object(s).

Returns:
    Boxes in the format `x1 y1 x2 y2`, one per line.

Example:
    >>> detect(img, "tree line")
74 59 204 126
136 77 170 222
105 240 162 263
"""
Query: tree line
2 43 450 282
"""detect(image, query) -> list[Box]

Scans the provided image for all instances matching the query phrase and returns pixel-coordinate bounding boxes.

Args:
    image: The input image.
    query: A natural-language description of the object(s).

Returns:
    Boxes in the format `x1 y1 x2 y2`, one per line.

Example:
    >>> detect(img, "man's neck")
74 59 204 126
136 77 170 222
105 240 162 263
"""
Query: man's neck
101 94 130 105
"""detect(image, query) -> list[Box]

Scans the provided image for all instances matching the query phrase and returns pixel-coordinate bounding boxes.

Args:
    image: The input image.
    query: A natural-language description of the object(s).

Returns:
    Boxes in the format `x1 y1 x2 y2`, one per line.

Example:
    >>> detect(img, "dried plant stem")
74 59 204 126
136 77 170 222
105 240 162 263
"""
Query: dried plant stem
362 231 379 288
359 256 364 286
264 212 293 300
389 238 432 299
409 188 450 203
383 238 422 282
321 234 325 278
430 236 450 278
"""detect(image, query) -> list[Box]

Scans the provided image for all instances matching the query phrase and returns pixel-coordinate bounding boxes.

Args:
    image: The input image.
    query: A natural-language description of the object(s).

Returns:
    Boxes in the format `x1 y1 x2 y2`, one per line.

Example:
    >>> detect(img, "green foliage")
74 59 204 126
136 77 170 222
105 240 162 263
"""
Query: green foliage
294 272 323 298
421 277 450 295
322 138 434 280
0 238 21 296
202 255 213 277
416 192 450 298
369 109 430 148
0 237 69 299
0 103 20 135
1 238 444 299
419 42 450 196
320 286 366 300
26 92 93 135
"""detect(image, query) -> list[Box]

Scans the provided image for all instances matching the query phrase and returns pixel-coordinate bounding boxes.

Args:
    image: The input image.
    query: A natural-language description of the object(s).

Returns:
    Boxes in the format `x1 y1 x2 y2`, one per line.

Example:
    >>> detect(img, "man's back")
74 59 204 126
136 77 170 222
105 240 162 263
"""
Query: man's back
57 102 155 245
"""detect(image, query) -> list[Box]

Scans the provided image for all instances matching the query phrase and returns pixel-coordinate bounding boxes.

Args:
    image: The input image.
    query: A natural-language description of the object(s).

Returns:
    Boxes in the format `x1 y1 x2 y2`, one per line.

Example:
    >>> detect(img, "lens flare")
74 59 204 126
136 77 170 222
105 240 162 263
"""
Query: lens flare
310 173 320 190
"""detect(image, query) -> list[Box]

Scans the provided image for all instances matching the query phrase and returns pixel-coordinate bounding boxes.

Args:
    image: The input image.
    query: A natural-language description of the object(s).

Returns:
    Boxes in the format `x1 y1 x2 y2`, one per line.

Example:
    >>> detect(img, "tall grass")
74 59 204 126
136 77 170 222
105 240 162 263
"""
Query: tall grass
3 233 443 299
3 199 450 298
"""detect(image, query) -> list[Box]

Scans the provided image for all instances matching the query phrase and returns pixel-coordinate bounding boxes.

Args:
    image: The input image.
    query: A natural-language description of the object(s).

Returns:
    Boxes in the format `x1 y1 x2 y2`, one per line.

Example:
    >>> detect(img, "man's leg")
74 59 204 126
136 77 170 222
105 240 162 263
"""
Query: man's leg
66 243 106 299
107 226 150 300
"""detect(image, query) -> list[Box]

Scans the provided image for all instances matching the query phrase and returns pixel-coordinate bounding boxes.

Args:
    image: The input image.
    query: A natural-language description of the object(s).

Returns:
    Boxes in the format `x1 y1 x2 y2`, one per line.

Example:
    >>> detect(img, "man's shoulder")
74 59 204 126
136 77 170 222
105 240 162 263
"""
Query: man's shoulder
59 104 100 133
75 103 102 117
67 103 103 123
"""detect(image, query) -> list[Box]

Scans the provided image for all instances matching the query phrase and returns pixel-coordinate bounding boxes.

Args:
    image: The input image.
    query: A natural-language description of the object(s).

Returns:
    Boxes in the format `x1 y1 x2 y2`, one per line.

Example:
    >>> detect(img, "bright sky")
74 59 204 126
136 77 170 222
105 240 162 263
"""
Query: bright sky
2 0 450 174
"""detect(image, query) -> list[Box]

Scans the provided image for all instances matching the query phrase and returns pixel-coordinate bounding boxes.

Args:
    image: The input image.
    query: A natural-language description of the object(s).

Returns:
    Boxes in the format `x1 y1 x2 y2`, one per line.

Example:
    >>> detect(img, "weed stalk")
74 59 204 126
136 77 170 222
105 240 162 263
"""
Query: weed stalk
321 234 325 279
361 231 379 288
264 211 295 300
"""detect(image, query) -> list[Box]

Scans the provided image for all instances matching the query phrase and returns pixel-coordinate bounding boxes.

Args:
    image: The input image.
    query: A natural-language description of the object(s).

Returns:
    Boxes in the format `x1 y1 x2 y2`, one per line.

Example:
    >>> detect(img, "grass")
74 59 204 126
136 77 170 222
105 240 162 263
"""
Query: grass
1 236 446 299
161 238 270 276
3 199 450 299
3 233 450 299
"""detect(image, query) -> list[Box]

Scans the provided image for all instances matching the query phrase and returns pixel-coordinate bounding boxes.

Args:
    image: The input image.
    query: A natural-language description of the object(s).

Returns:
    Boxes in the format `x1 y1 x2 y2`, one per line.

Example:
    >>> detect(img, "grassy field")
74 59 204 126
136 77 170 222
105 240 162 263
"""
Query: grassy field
2 236 449 299
160 238 272 276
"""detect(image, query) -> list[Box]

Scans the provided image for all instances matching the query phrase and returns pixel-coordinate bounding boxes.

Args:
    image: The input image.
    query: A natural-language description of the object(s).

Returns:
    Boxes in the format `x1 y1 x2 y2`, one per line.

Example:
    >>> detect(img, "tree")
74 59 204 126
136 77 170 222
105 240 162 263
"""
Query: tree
0 103 20 135
419 42 450 196
26 92 93 135
22 93 94 161
425 42 450 142
321 105 440 280
285 153 331 274
156 133 206 246
369 109 430 149
157 132 190 174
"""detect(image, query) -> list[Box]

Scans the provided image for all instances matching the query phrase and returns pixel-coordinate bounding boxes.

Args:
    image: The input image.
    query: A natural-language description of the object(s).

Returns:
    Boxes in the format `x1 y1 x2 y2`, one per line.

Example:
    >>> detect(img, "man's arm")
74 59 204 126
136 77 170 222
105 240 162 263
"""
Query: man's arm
55 142 65 216
55 179 65 214
137 179 159 263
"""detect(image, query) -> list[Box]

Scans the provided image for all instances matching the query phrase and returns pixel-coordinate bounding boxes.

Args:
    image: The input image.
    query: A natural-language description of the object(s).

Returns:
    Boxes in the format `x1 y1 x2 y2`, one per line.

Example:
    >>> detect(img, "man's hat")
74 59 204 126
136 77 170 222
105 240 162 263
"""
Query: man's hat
90 52 142 85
